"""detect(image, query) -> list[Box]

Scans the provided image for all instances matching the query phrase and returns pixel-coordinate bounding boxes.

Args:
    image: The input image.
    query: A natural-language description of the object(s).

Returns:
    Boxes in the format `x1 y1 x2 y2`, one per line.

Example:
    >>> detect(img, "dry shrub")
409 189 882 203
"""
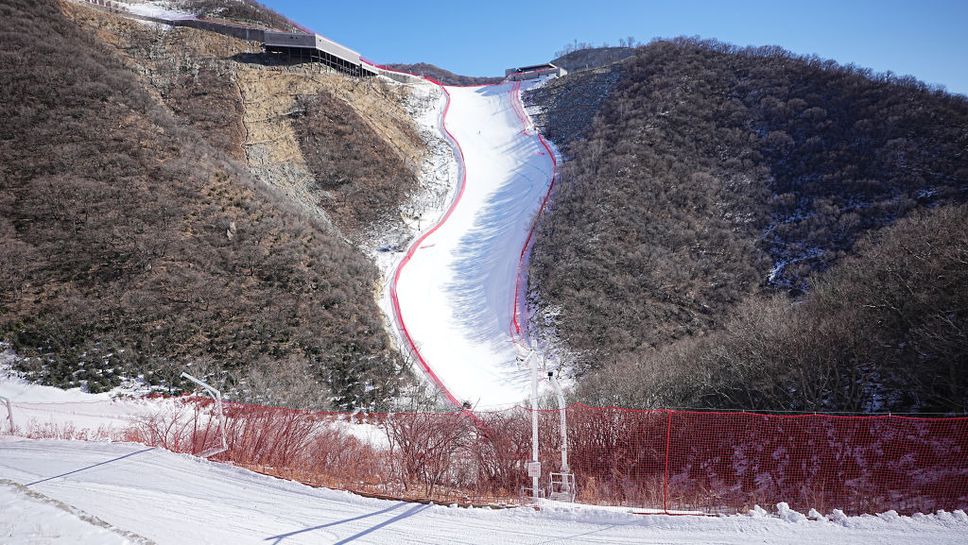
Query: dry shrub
21 421 126 442
382 411 476 498
472 411 532 497
300 425 388 489
130 399 223 455
120 400 968 514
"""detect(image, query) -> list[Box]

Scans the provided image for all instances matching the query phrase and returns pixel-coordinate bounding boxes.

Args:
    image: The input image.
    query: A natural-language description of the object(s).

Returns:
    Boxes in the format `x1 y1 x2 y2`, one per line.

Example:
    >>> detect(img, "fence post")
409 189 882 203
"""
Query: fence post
0 396 12 434
180 372 227 458
663 409 672 513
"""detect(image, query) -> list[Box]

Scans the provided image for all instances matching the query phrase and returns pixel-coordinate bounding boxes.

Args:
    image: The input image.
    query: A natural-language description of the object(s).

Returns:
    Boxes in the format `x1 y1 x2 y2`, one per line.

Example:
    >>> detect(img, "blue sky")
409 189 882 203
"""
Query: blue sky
261 0 968 95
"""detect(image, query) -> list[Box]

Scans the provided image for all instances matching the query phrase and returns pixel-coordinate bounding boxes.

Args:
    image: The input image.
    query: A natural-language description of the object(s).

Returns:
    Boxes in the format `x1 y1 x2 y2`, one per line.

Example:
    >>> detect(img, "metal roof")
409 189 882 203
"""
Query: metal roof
263 31 361 64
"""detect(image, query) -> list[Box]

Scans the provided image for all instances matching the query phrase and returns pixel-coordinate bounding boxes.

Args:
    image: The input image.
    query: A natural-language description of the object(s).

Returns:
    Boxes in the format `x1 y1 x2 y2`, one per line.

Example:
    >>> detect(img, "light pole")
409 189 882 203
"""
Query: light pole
547 371 575 501
180 372 228 458
548 373 568 474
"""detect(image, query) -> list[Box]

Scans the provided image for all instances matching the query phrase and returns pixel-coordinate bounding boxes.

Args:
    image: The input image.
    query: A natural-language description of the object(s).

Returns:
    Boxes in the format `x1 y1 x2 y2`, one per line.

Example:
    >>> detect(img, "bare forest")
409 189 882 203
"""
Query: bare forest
0 0 413 409
527 39 968 413
3 2 965 415
383 63 503 86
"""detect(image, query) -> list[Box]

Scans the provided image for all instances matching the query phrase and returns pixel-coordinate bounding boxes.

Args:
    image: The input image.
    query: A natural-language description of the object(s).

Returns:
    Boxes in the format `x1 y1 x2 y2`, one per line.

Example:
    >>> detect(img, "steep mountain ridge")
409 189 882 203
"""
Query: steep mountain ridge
526 39 968 412
4 2 965 414
145 0 298 30
551 46 637 73
384 63 503 86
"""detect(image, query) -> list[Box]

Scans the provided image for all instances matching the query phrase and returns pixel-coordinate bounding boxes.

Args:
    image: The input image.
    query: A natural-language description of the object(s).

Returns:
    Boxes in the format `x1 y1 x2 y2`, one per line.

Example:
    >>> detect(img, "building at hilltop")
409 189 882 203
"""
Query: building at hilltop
72 0 375 77
263 31 377 77
505 63 567 81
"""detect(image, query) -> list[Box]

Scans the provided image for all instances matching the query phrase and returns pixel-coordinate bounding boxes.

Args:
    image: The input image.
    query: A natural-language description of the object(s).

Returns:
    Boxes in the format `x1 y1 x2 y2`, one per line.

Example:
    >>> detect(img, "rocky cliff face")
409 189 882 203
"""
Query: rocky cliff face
525 65 624 153
70 4 426 238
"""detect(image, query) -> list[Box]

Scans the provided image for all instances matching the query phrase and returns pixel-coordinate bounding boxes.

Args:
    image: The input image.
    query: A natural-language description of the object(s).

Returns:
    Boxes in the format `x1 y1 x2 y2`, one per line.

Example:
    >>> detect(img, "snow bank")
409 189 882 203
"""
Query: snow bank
0 352 175 440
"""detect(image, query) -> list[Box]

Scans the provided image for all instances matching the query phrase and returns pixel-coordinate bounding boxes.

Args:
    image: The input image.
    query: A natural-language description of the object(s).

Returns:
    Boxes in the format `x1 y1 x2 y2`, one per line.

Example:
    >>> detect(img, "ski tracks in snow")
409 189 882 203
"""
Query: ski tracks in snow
3 440 966 545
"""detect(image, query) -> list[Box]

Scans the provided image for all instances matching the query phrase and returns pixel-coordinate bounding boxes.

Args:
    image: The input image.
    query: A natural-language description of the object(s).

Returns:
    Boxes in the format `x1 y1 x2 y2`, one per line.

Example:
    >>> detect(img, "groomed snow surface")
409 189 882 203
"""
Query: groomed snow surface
1 479 142 545
2 439 966 545
392 80 555 409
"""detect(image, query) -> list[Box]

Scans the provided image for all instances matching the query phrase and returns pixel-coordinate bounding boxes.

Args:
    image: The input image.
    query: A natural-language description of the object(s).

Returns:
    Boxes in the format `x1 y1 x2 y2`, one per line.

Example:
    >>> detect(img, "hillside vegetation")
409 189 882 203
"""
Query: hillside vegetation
527 39 968 412
293 87 423 236
384 63 503 86
579 204 968 413
172 0 298 30
0 0 413 409
551 46 637 73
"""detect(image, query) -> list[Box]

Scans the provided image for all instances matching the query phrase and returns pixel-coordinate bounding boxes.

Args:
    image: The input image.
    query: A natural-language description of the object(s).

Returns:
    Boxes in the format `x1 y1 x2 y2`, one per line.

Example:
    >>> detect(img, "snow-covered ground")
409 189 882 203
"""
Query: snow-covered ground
112 1 195 21
69 0 196 21
2 363 966 544
0 354 172 440
2 439 966 545
391 80 556 409
1 354 390 451
1 479 146 545
368 81 459 392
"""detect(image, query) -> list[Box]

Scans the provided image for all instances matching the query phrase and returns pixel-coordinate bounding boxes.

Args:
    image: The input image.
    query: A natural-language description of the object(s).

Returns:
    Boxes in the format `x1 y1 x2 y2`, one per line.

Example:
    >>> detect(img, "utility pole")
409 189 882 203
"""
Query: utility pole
530 348 541 502
516 344 541 502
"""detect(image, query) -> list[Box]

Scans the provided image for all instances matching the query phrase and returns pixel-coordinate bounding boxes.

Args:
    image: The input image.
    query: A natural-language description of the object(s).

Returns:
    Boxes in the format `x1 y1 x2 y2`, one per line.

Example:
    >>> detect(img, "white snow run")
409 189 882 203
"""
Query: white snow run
2 439 966 545
391 80 556 409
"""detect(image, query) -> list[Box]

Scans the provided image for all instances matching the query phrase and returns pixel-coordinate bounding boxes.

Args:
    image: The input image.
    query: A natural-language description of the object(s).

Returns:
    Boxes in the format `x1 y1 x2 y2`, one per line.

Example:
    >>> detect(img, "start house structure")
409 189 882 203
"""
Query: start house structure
263 31 377 77
75 0 375 78
504 63 567 81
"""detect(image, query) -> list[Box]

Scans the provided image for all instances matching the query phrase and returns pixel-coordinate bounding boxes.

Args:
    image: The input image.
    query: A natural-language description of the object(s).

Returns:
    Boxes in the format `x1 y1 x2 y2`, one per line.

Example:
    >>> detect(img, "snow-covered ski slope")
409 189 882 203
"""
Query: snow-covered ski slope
3 439 967 545
391 80 555 409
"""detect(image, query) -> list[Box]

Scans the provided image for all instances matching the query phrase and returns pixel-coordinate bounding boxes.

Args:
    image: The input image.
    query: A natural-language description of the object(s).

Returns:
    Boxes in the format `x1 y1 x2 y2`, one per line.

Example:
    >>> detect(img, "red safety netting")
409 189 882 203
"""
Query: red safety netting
126 400 968 514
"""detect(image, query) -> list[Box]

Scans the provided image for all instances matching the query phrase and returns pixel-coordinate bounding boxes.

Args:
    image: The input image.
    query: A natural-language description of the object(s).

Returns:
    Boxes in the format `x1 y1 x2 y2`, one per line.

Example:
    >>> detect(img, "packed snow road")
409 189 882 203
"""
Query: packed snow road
391 80 555 409
2 439 966 545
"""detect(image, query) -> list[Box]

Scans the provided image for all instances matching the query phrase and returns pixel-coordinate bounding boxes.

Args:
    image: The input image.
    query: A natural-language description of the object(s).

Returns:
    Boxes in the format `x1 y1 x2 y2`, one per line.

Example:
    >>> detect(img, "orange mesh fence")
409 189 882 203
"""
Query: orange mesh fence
127 399 968 514
664 410 968 515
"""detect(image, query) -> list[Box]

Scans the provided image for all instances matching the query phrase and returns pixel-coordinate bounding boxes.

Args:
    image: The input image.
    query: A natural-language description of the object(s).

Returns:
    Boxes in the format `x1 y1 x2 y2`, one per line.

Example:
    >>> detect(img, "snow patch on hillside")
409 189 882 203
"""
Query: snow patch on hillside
68 0 191 21
366 81 457 282
114 0 194 20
